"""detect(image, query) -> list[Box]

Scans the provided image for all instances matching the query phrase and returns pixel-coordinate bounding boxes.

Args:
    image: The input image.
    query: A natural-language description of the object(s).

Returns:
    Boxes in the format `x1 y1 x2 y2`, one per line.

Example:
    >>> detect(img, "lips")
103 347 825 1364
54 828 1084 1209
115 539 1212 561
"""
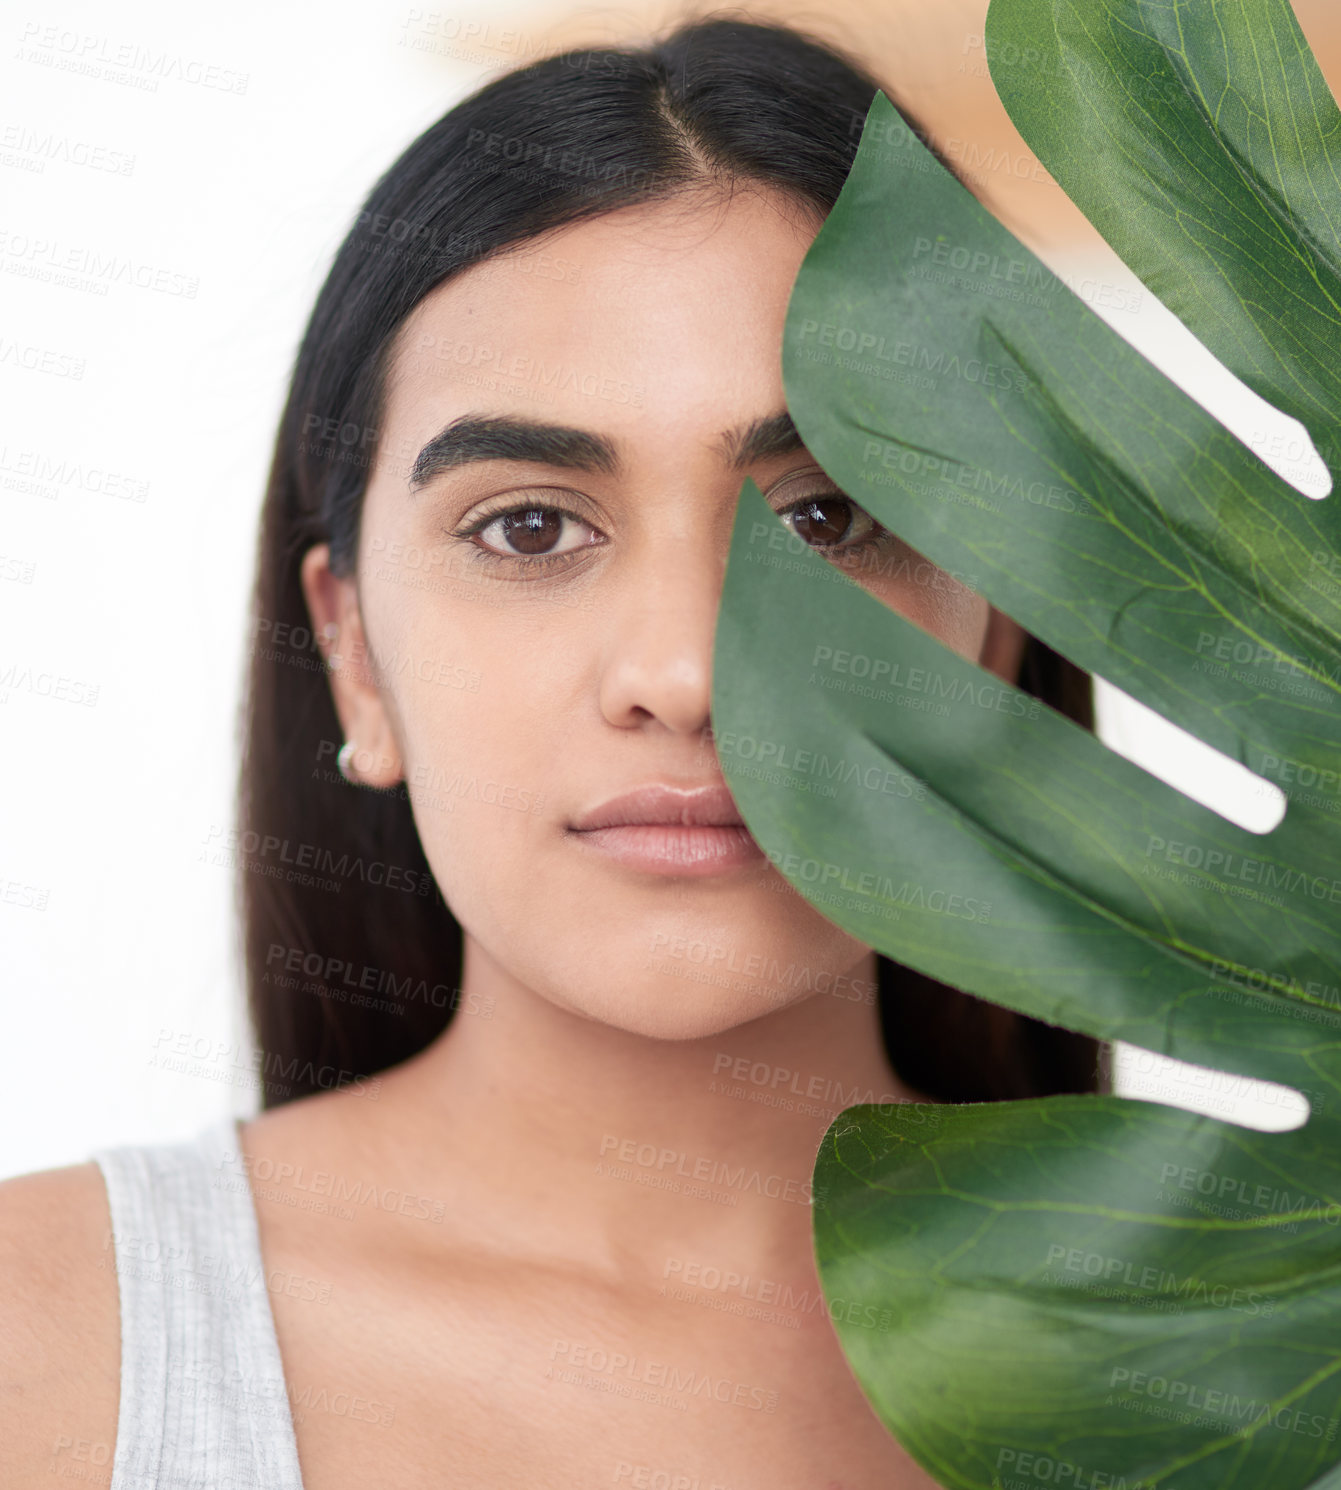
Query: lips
567 783 766 876
569 783 747 831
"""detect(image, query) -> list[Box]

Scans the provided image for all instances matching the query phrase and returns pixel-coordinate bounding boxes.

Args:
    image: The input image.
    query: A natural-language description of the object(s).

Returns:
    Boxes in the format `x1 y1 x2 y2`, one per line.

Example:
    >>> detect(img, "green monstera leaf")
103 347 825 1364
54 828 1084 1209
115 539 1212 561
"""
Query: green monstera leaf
709 1 1341 1486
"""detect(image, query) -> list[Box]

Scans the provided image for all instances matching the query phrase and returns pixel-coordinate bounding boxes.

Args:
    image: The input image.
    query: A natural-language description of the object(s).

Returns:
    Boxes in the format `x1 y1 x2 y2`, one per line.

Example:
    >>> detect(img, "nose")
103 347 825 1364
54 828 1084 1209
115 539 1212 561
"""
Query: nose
596 534 723 737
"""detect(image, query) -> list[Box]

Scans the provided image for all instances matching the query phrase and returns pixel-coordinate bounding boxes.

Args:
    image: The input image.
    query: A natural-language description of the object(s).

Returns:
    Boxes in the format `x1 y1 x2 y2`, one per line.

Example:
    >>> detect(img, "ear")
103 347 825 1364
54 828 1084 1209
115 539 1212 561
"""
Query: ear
978 604 1029 687
299 544 404 788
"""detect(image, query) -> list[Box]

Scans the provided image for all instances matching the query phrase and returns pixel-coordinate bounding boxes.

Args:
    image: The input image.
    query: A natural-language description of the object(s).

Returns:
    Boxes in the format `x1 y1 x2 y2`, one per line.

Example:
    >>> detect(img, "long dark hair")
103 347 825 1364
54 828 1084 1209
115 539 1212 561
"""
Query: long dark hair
237 15 1107 1110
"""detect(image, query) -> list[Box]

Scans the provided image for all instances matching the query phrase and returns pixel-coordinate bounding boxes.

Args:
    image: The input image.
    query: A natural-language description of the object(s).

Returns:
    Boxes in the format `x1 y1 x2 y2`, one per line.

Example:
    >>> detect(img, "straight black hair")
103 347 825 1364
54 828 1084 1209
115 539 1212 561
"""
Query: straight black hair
238 14 1108 1109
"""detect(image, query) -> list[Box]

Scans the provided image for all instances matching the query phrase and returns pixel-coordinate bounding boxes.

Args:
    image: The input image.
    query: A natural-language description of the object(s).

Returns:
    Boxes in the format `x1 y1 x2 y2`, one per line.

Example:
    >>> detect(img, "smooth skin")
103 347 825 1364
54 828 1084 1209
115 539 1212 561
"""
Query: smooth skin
1 183 1026 1488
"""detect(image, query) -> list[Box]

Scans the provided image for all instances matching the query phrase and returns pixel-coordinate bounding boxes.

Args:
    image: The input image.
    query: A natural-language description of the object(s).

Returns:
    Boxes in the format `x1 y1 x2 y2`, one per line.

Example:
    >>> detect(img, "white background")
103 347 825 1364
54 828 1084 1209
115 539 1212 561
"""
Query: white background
0 0 1324 1179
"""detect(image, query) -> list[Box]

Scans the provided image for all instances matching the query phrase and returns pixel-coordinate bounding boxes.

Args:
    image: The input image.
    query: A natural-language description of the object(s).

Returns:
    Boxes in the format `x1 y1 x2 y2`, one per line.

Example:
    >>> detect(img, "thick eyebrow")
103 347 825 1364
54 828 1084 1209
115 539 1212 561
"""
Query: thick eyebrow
407 409 804 491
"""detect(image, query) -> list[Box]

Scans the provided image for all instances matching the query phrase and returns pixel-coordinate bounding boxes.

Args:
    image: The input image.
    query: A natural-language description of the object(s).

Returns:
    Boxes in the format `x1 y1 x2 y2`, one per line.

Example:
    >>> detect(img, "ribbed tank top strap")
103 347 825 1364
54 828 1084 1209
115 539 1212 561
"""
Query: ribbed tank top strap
90 1115 305 1490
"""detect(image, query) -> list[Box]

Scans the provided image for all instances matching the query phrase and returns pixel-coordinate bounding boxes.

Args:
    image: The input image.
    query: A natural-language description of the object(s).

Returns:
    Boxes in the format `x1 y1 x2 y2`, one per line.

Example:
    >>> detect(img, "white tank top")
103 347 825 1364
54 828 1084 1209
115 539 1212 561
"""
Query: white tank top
90 1114 306 1489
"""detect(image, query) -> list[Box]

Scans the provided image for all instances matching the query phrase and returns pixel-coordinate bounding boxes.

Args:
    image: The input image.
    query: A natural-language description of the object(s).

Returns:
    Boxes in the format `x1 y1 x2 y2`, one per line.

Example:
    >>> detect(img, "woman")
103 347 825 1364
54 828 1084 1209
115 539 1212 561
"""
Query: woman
0 16 1105 1487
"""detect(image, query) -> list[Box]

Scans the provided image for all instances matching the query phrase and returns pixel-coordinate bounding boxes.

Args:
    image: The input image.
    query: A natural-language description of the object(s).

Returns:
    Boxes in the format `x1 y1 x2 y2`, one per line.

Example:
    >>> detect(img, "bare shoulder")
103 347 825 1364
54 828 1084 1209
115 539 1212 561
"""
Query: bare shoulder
0 1161 121 1486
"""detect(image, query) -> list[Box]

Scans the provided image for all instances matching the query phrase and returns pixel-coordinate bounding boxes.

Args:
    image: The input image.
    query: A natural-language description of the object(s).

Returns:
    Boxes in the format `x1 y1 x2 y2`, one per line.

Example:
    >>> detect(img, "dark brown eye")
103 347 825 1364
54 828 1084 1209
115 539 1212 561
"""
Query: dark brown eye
498 508 563 555
780 494 878 550
462 496 605 566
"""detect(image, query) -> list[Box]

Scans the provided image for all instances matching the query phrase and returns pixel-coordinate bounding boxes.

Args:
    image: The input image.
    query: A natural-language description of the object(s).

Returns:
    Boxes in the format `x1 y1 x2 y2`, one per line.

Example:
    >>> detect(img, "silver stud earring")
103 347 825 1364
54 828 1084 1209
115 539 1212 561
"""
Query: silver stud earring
337 740 358 783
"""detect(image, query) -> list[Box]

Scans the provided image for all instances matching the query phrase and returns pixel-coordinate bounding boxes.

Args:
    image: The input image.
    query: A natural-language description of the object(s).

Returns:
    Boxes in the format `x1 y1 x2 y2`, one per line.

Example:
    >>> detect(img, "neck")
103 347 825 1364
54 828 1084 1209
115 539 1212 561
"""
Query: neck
367 935 920 1290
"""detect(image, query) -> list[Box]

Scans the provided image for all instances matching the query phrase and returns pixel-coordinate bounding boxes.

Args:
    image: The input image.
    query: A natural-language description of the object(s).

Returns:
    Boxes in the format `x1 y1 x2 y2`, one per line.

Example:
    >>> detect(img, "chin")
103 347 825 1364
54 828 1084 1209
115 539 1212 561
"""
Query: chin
565 968 811 1041
440 846 878 1038
519 909 877 1041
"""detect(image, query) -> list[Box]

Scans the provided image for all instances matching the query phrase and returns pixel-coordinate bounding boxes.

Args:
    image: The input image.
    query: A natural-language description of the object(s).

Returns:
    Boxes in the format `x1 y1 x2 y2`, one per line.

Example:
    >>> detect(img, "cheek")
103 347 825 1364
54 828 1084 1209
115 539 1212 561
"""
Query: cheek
395 678 547 944
931 583 992 659
858 562 991 661
372 589 576 904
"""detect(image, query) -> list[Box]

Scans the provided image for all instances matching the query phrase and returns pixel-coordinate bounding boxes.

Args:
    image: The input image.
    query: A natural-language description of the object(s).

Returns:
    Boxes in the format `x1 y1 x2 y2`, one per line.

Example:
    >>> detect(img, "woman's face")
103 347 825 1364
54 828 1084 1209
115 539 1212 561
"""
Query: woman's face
303 185 1018 1039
